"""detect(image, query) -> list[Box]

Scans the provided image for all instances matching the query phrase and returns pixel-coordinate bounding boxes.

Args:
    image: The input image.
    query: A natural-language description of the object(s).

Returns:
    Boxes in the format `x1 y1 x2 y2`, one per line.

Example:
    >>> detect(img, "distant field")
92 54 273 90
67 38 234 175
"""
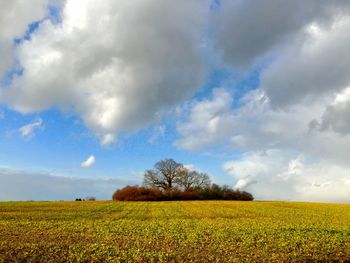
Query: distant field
0 201 349 262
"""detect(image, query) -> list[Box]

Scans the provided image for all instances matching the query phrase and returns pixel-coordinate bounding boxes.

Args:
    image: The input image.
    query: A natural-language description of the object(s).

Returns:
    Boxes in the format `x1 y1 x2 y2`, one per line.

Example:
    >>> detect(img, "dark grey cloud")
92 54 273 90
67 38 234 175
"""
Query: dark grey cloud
319 88 350 134
321 105 350 135
212 0 350 70
261 20 350 108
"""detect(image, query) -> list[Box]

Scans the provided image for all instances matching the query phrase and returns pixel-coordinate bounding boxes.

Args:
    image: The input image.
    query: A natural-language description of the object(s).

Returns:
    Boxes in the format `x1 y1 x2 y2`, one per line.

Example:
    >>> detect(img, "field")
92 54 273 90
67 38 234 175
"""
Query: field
0 201 349 262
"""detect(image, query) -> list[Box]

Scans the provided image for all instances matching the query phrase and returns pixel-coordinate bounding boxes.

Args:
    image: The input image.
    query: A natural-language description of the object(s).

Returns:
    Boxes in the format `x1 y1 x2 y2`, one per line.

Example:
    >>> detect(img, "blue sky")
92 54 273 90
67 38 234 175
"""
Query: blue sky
1 0 350 202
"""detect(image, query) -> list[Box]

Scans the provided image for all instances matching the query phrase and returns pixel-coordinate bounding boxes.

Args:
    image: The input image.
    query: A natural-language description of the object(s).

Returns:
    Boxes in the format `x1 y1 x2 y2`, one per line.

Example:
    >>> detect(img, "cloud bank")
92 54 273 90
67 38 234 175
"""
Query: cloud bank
0 168 122 201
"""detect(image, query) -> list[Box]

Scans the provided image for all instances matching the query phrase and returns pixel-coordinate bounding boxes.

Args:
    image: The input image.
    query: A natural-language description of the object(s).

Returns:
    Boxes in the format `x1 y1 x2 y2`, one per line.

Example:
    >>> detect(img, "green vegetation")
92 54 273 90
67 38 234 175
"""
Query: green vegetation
0 201 349 262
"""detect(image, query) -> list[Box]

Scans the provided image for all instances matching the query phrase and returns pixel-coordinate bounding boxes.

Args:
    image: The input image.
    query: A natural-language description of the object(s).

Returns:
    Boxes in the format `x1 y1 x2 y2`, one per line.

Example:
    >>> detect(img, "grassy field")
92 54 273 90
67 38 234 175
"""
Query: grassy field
0 201 349 262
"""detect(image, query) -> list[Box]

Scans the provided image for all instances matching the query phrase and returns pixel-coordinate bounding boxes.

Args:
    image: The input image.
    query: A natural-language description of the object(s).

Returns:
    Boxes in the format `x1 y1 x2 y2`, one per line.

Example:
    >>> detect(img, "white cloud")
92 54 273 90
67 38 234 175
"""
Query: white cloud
183 164 196 172
80 155 95 168
176 88 319 152
176 86 350 202
233 178 257 191
0 0 49 79
175 88 236 150
225 150 350 203
176 85 350 163
0 109 4 119
1 0 210 140
100 133 117 146
19 118 43 138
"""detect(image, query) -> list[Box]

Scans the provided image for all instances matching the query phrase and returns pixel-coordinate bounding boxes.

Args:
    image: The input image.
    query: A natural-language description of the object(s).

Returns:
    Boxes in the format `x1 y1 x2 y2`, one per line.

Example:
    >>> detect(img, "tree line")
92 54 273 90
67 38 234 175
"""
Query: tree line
113 158 253 201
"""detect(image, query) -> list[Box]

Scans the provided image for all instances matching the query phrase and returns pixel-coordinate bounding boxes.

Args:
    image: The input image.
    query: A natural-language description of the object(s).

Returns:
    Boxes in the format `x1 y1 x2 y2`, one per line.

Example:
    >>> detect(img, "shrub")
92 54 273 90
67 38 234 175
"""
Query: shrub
112 185 253 201
112 186 164 201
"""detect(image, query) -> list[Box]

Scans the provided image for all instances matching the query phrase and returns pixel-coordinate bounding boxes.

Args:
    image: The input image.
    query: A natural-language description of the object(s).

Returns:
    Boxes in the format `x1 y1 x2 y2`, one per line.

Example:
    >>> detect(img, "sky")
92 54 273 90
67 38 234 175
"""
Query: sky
0 0 350 202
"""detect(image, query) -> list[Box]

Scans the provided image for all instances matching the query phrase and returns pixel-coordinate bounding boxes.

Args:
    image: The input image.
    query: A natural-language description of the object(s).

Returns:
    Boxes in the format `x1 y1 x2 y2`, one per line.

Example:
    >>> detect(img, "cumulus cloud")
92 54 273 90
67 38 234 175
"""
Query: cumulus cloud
211 0 350 117
224 150 350 203
0 168 124 201
80 155 95 168
212 0 350 69
175 88 236 150
261 17 350 108
176 88 322 152
0 0 210 142
19 118 43 138
212 0 350 120
177 86 350 201
0 0 48 79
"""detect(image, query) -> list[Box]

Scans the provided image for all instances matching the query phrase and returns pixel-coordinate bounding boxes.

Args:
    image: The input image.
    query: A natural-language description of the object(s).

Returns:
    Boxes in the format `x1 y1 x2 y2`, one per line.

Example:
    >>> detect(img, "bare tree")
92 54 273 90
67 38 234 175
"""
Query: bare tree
143 159 184 191
176 168 211 191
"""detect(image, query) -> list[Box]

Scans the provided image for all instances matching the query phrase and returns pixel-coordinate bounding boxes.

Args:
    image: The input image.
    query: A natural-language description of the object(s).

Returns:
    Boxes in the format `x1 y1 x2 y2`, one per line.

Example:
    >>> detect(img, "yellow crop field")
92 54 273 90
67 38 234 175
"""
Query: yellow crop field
0 201 349 262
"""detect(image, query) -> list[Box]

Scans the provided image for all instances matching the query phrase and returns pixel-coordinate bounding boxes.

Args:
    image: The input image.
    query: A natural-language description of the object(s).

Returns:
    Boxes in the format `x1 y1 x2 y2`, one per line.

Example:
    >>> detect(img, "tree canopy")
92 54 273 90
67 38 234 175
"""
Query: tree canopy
143 158 183 190
113 158 254 201
143 158 211 192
